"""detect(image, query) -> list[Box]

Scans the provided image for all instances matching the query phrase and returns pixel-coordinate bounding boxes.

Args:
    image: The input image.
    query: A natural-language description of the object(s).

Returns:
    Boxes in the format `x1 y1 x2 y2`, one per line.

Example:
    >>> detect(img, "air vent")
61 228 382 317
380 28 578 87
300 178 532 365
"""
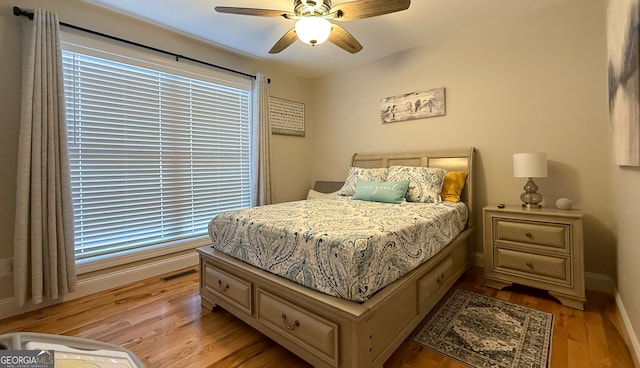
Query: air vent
161 269 197 282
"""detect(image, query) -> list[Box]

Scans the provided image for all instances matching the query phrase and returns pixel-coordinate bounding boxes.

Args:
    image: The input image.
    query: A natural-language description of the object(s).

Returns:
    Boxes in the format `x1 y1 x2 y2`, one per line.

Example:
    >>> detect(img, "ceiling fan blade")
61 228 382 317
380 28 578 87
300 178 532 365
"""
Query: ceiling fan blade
328 24 363 54
330 0 410 21
269 29 299 54
215 6 294 19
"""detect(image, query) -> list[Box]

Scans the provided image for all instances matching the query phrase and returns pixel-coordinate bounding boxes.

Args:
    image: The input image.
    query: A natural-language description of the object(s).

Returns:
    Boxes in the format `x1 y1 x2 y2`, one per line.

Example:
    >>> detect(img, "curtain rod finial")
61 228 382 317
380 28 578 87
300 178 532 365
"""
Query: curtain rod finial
13 6 34 20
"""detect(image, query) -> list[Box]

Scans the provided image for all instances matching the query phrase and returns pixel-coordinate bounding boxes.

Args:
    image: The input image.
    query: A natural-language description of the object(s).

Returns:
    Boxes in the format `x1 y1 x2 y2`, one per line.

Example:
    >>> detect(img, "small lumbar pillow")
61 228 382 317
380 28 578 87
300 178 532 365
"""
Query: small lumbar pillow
307 189 340 200
441 171 467 202
338 167 389 196
352 179 409 204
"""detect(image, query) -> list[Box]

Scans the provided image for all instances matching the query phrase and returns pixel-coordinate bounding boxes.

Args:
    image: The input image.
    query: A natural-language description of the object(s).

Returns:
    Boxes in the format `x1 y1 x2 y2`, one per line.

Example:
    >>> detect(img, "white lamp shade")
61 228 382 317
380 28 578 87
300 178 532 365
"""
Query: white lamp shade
513 152 548 178
295 17 332 45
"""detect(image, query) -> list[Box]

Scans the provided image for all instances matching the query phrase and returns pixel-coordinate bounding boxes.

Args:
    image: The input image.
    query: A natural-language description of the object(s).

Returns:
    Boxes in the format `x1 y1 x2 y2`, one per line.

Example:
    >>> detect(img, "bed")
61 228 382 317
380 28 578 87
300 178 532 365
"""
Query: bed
198 148 476 368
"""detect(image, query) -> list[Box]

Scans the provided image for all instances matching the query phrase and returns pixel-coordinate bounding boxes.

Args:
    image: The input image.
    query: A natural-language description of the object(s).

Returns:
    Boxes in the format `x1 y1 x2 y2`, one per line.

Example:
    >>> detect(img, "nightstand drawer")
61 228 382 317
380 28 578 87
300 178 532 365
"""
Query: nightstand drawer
495 248 568 282
494 219 567 250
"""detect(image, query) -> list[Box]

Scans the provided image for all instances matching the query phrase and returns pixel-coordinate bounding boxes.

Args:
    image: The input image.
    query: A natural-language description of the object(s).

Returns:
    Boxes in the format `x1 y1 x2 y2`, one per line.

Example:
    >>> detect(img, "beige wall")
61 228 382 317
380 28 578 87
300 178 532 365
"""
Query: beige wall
0 0 312 300
311 0 613 273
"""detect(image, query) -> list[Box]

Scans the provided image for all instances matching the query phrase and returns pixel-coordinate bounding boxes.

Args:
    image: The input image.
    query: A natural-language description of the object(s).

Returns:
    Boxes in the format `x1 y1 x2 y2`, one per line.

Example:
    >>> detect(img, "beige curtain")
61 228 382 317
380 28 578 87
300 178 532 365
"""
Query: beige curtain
14 8 76 306
252 73 273 206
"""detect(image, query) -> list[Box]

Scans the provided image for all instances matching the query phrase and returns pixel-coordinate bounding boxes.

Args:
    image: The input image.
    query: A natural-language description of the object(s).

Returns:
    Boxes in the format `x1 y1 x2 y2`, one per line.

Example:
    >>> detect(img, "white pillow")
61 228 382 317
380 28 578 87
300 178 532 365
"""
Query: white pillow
307 189 340 200
338 167 389 196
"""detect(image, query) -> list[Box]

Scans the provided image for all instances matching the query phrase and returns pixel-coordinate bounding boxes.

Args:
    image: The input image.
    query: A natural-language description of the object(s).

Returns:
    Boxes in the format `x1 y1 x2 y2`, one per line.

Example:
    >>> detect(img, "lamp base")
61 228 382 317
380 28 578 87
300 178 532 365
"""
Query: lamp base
520 177 543 208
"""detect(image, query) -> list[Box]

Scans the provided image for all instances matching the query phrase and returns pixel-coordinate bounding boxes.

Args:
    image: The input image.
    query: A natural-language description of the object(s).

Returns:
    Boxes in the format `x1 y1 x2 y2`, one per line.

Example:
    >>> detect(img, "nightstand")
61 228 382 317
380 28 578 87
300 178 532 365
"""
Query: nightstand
483 205 585 310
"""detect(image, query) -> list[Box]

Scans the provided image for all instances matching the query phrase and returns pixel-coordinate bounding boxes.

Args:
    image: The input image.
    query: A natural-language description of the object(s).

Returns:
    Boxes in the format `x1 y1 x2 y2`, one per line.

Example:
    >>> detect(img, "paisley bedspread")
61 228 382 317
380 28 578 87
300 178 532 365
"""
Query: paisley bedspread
207 197 468 302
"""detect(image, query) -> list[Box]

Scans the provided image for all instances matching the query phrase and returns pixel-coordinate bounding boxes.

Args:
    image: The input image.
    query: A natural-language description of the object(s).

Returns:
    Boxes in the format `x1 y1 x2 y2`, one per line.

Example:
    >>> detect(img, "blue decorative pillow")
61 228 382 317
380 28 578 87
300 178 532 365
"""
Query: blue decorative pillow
338 167 389 196
352 179 409 204
387 166 447 203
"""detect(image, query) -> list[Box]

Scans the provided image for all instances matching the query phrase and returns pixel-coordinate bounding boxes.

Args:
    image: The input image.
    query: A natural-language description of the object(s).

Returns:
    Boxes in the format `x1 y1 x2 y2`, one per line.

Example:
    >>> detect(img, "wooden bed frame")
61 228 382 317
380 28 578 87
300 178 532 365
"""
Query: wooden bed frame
198 147 476 368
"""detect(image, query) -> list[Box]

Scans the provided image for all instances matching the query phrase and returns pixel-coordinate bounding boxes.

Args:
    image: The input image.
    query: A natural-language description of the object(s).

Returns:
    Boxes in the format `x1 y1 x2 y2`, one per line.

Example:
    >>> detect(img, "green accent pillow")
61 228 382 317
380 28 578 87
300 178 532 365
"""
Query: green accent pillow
352 179 410 204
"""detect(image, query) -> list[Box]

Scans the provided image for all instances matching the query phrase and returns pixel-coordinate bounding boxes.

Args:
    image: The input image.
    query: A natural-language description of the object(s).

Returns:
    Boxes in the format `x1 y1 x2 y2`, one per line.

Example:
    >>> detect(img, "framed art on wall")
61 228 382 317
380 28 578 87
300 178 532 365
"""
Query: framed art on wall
380 87 445 123
608 0 640 166
270 96 305 137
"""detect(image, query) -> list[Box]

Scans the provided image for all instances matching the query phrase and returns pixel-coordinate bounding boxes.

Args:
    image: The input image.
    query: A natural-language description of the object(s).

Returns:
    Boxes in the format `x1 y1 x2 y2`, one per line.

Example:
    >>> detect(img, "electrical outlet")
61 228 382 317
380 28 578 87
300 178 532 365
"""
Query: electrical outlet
0 258 13 278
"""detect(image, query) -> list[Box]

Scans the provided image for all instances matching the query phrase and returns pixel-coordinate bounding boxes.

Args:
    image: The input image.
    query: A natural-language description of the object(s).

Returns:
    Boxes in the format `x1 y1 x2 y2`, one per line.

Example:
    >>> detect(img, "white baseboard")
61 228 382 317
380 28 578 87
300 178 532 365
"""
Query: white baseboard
615 289 640 368
474 252 484 267
0 251 199 320
584 272 615 294
582 273 640 366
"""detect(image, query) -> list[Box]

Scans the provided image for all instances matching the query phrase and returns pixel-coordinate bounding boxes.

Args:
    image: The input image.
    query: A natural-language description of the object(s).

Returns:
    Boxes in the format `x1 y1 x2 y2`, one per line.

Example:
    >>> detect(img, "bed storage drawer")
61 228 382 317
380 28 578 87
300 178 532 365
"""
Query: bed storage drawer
256 288 338 366
417 256 454 311
202 263 252 314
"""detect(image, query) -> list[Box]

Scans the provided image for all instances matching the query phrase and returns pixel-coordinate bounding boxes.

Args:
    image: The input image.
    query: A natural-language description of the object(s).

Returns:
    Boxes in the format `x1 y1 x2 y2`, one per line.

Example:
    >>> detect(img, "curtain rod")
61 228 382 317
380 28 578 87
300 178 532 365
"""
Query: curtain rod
12 6 258 81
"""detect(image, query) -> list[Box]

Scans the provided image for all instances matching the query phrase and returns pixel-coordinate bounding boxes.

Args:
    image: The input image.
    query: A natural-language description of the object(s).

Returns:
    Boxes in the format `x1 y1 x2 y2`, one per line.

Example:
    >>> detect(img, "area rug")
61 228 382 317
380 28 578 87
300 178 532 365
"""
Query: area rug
413 289 553 368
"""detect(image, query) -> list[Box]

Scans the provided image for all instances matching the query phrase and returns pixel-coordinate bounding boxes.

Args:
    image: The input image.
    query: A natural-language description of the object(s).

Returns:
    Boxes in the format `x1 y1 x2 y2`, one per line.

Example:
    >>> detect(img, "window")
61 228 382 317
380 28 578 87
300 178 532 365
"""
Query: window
62 40 253 268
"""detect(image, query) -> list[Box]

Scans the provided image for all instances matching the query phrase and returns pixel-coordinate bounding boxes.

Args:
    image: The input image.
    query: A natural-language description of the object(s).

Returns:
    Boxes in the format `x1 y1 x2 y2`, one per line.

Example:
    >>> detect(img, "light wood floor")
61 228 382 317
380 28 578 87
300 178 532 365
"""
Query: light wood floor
0 266 634 368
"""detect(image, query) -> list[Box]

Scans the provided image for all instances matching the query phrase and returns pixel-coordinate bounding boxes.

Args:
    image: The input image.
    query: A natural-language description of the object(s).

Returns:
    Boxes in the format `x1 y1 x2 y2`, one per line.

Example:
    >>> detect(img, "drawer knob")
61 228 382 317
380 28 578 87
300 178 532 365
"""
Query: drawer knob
525 232 533 238
437 273 446 285
217 280 230 292
281 313 300 331
526 262 534 269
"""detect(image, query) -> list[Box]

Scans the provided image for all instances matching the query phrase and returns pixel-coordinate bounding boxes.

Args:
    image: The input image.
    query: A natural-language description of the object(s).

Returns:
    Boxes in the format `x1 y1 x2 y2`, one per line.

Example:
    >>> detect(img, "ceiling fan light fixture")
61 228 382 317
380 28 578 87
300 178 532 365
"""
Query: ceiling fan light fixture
216 0 409 54
295 17 332 46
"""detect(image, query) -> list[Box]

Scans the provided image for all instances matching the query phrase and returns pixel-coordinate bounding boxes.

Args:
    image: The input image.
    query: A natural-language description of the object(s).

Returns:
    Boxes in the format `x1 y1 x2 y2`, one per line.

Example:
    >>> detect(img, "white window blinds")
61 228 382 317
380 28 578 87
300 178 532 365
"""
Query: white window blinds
62 50 252 261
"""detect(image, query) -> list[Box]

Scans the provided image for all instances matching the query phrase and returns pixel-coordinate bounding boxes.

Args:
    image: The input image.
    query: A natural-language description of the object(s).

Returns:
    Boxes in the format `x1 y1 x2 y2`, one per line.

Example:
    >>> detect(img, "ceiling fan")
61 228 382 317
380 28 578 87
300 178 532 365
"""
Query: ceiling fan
215 0 411 54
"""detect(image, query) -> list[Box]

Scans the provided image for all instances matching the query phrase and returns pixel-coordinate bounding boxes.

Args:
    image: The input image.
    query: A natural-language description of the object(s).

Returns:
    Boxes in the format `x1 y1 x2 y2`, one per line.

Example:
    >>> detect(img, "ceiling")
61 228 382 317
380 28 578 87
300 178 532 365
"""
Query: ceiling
83 0 571 79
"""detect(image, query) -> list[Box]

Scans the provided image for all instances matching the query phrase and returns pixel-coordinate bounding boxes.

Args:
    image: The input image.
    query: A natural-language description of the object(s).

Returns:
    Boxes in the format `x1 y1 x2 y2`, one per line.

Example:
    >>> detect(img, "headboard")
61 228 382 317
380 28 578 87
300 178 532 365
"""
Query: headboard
351 147 475 228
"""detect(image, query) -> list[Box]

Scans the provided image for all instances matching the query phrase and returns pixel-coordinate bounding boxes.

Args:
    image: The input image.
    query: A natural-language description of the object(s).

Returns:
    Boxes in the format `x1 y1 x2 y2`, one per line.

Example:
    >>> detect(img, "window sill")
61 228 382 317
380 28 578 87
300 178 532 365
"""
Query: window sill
76 236 211 275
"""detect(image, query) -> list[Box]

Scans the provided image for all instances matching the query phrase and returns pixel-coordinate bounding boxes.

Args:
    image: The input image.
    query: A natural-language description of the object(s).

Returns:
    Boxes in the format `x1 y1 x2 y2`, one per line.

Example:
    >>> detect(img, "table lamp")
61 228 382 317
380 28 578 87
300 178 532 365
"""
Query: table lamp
513 152 547 208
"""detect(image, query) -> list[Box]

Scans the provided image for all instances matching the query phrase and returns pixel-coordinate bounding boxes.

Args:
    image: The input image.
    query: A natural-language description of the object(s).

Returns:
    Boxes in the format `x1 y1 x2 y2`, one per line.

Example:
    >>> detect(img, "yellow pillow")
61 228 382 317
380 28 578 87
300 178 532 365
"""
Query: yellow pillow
441 171 467 202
